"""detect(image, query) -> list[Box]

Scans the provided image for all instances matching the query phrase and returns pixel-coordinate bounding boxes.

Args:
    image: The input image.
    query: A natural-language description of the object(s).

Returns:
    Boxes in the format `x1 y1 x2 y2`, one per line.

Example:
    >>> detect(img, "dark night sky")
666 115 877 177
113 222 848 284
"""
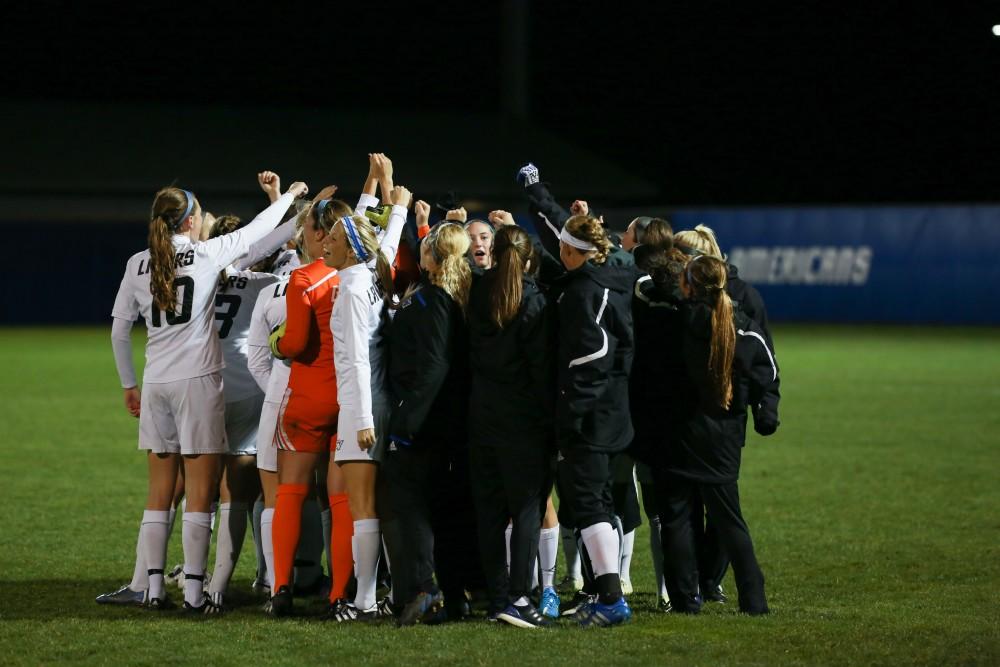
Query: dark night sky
5 1 1000 205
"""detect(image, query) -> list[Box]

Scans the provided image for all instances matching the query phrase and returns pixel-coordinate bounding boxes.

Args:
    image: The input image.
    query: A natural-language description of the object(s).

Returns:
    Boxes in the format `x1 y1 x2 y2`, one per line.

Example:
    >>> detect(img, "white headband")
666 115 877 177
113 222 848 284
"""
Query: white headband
559 226 597 252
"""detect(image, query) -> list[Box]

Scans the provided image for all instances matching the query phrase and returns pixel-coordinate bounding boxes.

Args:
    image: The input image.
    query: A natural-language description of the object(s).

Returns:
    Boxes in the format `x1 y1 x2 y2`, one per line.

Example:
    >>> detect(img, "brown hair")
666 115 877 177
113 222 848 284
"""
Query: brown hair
209 215 242 289
686 255 735 409
299 198 351 263
148 187 198 311
563 215 612 265
489 225 536 328
640 218 673 251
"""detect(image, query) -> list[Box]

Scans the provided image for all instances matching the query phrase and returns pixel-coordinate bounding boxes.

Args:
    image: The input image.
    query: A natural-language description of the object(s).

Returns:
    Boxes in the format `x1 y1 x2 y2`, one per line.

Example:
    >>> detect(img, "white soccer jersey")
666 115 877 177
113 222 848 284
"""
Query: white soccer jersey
215 268 280 402
111 192 295 384
248 275 292 404
329 204 406 432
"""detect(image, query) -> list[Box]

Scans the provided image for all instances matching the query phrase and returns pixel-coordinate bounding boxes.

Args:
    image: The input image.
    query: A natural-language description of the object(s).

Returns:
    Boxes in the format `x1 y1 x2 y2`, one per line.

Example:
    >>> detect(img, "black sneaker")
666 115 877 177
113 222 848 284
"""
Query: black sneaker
397 591 445 627
703 584 727 603
145 596 174 611
325 598 364 623
183 593 224 616
560 591 595 618
95 585 146 606
496 602 551 629
269 586 293 618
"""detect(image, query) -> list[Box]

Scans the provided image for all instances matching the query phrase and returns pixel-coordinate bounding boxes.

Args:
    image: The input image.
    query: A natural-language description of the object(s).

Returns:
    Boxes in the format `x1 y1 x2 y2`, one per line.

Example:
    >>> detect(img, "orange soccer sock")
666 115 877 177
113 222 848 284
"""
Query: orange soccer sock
328 493 355 602
272 484 309 592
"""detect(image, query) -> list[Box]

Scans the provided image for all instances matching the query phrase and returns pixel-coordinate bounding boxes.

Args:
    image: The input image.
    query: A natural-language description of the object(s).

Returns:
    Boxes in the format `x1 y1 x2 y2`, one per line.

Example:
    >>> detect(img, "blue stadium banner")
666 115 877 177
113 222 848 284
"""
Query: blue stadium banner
666 206 1000 324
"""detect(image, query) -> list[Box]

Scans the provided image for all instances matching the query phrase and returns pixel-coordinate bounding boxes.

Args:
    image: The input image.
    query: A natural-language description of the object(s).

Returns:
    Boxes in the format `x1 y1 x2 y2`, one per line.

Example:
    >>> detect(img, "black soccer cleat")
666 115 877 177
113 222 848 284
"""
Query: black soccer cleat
269 586 293 618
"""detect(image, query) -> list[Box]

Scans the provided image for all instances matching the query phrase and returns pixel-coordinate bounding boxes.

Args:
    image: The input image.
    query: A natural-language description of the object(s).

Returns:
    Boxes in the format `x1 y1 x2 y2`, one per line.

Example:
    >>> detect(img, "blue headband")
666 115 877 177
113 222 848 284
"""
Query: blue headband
340 216 369 263
174 189 195 231
314 198 330 222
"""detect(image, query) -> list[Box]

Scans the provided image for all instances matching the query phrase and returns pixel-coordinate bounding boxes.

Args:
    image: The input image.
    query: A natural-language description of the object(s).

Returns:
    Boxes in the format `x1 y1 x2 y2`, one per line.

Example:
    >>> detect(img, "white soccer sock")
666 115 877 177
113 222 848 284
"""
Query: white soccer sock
209 502 218 533
294 499 323 589
561 524 581 581
182 512 213 606
649 515 668 599
538 526 559 589
513 596 530 606
129 520 147 591
504 523 513 574
252 500 266 582
352 519 381 611
320 506 332 577
580 522 620 578
140 510 171 601
620 529 635 581
209 502 248 595
261 508 275 591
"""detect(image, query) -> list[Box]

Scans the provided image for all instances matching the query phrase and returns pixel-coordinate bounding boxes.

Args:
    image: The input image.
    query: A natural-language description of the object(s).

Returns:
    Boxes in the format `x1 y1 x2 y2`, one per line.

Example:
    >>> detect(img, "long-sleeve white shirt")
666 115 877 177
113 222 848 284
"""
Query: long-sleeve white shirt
328 202 406 432
111 192 295 385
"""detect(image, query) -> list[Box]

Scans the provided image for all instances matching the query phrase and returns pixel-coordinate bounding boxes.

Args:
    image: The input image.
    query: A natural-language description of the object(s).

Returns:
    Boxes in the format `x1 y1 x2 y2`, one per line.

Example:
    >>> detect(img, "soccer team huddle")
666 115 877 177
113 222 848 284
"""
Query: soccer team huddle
101 154 781 628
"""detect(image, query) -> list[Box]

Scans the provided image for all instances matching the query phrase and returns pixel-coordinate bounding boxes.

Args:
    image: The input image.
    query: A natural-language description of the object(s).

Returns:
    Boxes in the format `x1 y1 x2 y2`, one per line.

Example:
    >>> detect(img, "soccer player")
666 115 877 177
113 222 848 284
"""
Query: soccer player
267 154 395 617
110 180 308 612
319 185 409 620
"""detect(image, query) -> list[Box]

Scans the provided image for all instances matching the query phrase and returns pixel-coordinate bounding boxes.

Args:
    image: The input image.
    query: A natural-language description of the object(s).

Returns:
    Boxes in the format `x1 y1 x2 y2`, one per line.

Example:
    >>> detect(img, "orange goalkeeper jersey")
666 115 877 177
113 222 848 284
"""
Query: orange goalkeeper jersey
277 259 339 404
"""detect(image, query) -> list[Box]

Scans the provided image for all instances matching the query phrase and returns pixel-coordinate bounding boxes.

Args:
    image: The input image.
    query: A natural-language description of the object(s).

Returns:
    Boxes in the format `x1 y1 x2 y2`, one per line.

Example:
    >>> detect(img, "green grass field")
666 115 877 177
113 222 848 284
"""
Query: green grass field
0 326 998 666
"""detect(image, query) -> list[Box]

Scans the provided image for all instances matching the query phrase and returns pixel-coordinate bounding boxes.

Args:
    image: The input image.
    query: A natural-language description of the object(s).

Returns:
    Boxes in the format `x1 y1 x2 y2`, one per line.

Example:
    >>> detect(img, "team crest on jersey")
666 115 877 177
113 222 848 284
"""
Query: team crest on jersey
336 438 344 451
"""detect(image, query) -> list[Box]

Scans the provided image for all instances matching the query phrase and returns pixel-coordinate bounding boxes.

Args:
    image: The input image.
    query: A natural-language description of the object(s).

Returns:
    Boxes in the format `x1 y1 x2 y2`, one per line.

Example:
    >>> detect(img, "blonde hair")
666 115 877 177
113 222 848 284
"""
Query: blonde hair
674 224 724 260
563 215 612 265
148 187 198 312
686 255 735 409
424 222 471 309
320 208 395 308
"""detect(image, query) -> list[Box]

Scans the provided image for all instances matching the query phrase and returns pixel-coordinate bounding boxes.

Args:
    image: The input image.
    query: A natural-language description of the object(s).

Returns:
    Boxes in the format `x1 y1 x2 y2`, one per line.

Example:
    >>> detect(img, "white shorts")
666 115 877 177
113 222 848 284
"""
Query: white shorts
225 393 265 456
256 400 281 473
333 404 387 464
139 373 226 455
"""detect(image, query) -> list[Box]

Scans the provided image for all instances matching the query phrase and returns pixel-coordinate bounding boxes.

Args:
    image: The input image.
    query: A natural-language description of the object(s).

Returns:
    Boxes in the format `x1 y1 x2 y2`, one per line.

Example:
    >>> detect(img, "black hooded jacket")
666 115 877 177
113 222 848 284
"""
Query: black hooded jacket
726 263 772 347
552 260 639 453
386 278 469 445
467 272 554 449
628 275 685 465
662 302 780 483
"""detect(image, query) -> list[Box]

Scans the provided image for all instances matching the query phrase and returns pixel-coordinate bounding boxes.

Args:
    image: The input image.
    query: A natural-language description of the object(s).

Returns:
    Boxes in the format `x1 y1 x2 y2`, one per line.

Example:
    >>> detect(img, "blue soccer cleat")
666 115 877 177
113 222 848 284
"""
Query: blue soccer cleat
539 586 560 619
578 597 633 627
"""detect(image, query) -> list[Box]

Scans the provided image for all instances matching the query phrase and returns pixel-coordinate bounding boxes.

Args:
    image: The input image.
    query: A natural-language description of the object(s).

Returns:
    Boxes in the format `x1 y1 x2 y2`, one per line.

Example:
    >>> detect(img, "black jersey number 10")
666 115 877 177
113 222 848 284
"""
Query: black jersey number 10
150 276 194 327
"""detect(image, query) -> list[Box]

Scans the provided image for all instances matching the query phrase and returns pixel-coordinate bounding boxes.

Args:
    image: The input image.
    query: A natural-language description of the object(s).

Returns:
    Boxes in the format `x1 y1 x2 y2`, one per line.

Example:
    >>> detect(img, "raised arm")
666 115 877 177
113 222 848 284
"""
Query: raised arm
376 185 411 267
207 181 308 270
